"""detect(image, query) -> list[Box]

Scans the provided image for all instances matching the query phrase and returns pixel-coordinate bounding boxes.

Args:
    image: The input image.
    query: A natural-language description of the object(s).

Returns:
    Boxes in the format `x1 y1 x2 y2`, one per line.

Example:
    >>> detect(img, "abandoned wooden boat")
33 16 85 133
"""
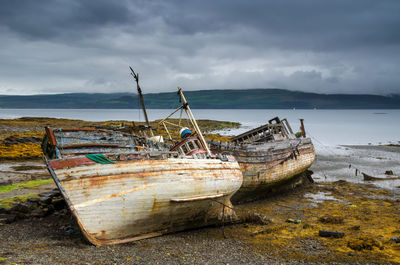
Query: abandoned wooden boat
41 70 242 246
42 127 242 246
210 117 315 203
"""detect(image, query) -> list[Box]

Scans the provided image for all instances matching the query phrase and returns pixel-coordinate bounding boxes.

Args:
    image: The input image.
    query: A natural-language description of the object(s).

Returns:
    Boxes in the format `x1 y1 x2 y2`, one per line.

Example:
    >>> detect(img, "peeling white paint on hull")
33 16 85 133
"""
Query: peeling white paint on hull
46 158 243 246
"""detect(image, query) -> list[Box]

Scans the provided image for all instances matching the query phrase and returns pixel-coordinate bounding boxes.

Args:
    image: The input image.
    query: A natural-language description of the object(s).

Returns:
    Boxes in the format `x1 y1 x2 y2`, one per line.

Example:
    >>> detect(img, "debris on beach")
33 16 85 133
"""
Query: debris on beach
385 170 394 175
390 237 400 243
286 218 301 224
363 172 400 181
318 215 344 224
319 230 345 238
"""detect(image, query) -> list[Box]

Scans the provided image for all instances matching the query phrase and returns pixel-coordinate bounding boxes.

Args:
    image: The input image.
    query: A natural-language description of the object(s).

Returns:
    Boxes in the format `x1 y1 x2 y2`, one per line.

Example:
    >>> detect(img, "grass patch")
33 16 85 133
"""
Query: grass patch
0 193 39 208
0 179 53 194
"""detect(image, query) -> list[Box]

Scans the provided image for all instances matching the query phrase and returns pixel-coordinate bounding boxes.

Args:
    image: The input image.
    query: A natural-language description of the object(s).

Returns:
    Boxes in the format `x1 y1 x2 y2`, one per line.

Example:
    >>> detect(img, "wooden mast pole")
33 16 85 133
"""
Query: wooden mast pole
129 66 154 137
177 87 212 156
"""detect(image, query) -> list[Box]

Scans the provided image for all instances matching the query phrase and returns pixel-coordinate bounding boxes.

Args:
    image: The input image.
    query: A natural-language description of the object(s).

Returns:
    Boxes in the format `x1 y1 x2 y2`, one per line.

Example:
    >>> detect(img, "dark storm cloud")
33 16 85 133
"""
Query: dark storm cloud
157 0 400 50
3 0 399 48
0 0 399 95
0 0 134 39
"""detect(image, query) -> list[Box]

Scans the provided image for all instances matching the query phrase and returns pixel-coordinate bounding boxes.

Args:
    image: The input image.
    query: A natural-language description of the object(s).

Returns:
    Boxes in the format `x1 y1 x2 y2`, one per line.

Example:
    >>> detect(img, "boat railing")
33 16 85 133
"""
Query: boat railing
43 127 172 159
231 123 288 144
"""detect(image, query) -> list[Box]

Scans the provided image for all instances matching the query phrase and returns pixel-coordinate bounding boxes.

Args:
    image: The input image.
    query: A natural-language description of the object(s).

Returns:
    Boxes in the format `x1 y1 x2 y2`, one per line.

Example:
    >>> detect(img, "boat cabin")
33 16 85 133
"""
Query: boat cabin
230 117 295 145
170 136 207 158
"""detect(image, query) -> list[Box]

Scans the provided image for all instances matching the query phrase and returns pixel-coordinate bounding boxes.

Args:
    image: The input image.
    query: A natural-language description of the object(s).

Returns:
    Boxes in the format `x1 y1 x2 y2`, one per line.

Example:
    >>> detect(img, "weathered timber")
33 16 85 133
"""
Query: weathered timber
211 117 315 203
319 230 345 238
43 126 243 246
45 156 242 246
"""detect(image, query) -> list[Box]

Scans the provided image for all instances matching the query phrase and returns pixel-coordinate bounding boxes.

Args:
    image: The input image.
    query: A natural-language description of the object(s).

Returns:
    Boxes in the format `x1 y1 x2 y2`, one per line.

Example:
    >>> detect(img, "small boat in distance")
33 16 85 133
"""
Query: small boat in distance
41 69 242 246
210 117 315 203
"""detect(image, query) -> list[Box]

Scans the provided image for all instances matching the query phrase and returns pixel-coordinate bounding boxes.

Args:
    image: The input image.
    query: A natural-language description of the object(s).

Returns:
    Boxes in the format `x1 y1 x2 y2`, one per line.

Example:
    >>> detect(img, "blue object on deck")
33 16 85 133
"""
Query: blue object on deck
180 128 192 139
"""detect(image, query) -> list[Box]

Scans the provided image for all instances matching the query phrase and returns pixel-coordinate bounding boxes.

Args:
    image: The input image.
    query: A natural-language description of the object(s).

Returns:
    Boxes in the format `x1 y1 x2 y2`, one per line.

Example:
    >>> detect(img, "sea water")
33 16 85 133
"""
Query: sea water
2 108 399 192
0 109 399 146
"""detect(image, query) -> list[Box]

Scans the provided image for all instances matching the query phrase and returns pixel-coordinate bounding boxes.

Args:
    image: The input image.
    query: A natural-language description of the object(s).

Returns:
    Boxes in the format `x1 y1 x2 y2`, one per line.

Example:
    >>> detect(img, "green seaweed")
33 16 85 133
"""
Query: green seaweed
0 193 40 208
0 179 53 194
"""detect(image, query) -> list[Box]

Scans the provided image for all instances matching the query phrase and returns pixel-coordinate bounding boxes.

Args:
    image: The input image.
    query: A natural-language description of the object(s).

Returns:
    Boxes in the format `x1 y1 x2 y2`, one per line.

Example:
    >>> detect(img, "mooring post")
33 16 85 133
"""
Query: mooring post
299 119 306 138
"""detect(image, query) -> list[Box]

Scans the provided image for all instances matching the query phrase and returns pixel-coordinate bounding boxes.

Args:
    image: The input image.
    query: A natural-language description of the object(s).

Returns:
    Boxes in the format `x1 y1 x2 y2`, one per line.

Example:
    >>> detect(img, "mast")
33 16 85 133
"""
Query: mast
177 87 212 156
129 66 154 137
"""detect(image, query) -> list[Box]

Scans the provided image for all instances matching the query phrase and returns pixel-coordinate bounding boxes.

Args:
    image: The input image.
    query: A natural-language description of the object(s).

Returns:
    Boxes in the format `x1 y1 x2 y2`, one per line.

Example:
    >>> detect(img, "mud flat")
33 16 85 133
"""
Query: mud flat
1 176 399 264
0 118 399 264
311 144 400 194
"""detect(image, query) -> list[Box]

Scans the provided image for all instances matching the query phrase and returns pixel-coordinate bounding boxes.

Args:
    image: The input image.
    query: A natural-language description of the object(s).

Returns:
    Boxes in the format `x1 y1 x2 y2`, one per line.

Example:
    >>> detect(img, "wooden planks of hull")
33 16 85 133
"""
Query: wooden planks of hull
46 157 243 246
211 138 315 203
232 145 315 203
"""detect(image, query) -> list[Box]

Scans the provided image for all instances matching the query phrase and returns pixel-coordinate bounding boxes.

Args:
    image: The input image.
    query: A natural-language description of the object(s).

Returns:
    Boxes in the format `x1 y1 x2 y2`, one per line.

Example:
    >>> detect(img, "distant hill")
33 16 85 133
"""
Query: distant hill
0 89 399 109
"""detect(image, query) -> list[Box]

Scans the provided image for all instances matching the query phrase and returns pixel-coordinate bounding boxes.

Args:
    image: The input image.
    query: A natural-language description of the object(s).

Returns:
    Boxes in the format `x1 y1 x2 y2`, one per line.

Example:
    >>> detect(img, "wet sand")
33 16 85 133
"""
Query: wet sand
311 144 400 194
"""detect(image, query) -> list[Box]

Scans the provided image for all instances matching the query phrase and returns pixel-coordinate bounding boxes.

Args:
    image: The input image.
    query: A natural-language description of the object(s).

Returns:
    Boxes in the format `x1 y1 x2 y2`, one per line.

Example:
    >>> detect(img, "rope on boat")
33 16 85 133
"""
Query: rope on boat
209 198 273 238
209 198 234 239
138 93 141 122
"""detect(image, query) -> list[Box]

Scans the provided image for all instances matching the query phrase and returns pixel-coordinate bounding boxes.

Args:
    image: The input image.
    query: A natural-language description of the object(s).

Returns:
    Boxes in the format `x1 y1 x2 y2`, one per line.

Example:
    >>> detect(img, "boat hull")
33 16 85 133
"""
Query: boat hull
212 138 315 203
46 157 242 246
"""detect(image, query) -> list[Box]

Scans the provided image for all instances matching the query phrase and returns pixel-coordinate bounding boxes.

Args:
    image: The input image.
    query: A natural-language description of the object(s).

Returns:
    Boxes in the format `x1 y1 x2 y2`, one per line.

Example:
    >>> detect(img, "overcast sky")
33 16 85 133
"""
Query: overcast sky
0 0 399 95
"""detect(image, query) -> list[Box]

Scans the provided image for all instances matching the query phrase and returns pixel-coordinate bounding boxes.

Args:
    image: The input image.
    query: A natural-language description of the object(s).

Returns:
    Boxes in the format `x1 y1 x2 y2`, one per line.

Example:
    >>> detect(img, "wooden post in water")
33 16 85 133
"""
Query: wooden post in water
299 119 306 138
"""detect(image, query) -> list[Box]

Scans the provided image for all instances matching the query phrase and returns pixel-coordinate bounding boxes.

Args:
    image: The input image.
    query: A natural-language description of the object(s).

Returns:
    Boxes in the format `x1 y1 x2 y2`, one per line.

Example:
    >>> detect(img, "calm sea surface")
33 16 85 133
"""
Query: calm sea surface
1 109 399 146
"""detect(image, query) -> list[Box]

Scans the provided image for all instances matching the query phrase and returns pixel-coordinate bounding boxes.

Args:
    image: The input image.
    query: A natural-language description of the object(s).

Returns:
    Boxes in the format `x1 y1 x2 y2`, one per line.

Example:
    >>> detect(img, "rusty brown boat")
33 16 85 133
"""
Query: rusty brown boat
210 117 315 203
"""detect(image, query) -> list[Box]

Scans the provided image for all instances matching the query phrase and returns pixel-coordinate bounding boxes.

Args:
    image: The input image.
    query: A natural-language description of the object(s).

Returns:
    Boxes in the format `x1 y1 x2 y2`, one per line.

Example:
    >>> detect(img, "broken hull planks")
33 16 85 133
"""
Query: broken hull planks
212 139 315 203
46 157 243 246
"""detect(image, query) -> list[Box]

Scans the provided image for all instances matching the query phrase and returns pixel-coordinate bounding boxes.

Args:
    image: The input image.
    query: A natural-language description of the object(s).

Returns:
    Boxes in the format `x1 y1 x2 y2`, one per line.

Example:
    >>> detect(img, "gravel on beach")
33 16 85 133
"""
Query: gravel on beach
0 213 312 265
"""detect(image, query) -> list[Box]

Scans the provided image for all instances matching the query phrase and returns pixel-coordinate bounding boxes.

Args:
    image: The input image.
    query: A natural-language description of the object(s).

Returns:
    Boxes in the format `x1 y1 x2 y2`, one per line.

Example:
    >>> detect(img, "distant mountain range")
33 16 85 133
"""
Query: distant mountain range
1 89 399 109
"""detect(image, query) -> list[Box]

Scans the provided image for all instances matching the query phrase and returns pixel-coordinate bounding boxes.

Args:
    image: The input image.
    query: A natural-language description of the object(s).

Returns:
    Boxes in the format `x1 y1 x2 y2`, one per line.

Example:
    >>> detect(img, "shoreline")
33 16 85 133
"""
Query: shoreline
0 118 399 264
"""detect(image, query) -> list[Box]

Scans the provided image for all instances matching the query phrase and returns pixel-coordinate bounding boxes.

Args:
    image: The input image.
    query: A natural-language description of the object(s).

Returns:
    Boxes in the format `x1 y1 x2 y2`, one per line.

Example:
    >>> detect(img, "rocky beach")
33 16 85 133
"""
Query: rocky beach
0 118 399 264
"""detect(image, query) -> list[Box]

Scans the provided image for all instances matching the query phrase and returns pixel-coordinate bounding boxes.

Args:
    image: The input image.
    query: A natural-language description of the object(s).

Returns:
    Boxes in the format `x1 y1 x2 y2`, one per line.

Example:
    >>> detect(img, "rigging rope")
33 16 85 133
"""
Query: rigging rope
138 94 141 122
